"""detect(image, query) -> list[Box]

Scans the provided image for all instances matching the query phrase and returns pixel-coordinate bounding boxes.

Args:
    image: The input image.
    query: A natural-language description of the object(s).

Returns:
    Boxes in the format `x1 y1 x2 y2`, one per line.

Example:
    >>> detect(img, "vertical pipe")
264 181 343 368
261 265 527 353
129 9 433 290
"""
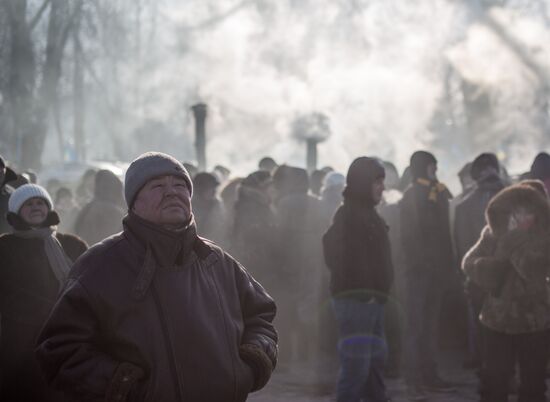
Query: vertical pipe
191 103 207 171
306 138 317 173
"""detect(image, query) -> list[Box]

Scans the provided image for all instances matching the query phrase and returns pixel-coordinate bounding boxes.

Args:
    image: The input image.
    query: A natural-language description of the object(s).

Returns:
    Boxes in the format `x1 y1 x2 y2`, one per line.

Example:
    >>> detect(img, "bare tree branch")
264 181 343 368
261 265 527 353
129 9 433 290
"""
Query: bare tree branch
59 0 83 49
29 0 51 31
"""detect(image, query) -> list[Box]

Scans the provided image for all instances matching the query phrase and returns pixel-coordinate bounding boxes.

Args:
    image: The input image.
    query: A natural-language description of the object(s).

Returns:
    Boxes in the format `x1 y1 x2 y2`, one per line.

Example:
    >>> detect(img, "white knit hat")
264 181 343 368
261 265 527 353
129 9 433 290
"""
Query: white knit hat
8 184 53 214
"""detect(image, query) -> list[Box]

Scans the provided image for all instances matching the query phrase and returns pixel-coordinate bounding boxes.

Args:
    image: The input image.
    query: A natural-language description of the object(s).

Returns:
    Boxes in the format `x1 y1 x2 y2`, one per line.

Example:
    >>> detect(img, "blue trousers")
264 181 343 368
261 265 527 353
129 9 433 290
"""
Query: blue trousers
332 298 388 402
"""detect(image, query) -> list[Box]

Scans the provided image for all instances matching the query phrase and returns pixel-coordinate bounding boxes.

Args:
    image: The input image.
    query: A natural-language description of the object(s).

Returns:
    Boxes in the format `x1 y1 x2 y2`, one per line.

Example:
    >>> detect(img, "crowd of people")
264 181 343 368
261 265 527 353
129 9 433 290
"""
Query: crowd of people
0 148 550 402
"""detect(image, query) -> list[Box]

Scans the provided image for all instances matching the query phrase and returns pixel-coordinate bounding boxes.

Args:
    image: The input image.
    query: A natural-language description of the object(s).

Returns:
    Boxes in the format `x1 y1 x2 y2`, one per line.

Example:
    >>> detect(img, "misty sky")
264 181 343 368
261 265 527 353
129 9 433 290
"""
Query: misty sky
42 0 550 190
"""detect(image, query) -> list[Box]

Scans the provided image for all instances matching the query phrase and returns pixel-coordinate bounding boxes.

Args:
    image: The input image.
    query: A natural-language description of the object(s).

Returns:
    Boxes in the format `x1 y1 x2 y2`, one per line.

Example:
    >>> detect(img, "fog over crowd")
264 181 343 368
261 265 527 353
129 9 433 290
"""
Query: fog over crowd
1 1 550 402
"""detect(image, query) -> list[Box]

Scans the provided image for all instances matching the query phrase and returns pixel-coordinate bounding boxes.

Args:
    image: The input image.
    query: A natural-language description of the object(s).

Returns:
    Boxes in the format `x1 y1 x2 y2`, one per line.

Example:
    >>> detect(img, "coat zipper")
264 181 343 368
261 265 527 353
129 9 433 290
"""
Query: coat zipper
151 281 186 400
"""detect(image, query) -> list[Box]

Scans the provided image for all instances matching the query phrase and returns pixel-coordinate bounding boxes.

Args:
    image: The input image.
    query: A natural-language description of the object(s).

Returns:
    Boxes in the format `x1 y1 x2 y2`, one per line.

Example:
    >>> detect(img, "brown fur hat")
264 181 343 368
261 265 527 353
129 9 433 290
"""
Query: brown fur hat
486 180 550 237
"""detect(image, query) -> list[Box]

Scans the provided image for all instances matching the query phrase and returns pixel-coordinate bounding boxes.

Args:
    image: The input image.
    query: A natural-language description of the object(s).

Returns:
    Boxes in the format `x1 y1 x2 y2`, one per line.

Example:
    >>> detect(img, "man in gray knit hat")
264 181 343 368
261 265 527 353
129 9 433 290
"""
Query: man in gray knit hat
37 152 278 402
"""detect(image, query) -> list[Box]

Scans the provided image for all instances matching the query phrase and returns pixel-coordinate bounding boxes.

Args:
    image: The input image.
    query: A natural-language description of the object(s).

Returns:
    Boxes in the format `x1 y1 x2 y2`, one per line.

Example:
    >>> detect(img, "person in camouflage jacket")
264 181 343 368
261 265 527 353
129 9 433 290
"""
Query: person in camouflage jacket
462 180 550 402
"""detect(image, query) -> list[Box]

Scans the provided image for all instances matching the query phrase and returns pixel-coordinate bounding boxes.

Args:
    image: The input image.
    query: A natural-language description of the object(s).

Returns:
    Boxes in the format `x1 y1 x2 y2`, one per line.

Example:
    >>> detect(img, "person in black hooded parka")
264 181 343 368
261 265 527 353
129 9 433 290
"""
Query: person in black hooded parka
399 150 454 399
323 157 394 402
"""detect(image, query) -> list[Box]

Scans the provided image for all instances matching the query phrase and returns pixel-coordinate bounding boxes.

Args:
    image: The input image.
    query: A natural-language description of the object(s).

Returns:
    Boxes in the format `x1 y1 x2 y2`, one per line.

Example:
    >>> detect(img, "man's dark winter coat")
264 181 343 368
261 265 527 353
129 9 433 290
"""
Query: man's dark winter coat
323 157 394 300
36 213 277 402
0 231 87 401
400 180 453 276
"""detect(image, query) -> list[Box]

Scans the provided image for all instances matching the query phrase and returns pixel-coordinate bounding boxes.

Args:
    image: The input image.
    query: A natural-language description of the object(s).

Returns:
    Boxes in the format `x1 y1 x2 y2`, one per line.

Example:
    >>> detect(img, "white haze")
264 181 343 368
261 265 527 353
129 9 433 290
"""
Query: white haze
41 0 550 191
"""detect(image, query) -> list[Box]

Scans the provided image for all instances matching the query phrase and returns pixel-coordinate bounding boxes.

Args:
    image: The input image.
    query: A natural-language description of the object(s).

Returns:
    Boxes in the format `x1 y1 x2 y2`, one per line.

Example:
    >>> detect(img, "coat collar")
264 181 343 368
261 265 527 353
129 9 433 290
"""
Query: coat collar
123 211 197 268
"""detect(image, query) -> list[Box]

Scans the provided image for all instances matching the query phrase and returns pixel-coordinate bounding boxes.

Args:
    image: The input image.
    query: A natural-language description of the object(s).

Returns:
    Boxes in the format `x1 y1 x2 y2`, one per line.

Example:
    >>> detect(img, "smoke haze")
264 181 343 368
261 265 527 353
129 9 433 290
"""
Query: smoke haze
36 0 550 189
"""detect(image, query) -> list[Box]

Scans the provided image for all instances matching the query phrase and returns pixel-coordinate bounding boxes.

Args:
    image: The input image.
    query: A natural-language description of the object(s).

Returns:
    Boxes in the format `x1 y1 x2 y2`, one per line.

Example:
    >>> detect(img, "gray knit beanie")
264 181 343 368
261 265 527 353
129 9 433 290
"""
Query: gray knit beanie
125 152 193 208
9 184 53 213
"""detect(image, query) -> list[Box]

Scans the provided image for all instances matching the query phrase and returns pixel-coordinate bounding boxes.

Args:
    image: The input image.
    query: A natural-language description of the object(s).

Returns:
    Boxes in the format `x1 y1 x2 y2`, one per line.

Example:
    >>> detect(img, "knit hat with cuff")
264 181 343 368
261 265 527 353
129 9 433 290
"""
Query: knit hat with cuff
125 152 193 208
8 184 53 214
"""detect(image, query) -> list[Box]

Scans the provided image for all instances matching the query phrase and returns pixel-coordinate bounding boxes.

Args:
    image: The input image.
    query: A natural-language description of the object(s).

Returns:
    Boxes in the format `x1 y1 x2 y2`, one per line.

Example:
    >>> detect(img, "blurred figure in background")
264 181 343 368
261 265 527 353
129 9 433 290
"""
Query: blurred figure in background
320 172 346 229
75 168 97 206
192 172 227 246
232 171 276 292
74 169 125 245
316 170 346 391
0 156 18 234
529 152 550 194
272 165 324 368
183 162 199 179
462 180 550 402
213 164 231 183
258 156 278 174
454 153 505 369
55 187 80 234
400 150 454 400
220 177 244 234
22 170 37 184
323 157 393 402
0 184 87 401
310 169 328 198
378 160 405 379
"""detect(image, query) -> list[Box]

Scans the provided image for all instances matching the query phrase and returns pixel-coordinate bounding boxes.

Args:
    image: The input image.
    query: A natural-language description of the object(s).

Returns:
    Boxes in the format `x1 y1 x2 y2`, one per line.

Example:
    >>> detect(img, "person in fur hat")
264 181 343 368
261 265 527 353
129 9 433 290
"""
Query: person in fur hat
0 184 87 401
462 180 550 402
399 150 454 400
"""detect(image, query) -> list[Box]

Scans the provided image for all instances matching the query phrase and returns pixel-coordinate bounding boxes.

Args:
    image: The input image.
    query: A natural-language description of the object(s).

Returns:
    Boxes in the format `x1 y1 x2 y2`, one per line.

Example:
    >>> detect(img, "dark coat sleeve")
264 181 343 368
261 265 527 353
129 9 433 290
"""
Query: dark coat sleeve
232 256 278 391
35 278 143 402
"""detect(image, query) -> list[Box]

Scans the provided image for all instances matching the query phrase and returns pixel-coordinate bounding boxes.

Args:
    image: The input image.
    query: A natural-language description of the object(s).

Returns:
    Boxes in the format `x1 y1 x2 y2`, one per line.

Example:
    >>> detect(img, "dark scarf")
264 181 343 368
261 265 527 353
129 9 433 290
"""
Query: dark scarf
123 211 198 268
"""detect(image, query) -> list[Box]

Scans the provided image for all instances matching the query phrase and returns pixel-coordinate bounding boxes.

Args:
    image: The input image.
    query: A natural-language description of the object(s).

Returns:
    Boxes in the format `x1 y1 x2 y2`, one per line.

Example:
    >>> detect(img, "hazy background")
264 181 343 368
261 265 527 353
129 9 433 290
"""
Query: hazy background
0 0 549 190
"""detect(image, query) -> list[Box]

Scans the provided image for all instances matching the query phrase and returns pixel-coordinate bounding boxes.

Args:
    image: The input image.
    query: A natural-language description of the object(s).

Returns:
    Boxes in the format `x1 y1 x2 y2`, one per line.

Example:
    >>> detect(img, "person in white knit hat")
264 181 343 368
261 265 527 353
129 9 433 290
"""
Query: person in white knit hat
0 183 88 402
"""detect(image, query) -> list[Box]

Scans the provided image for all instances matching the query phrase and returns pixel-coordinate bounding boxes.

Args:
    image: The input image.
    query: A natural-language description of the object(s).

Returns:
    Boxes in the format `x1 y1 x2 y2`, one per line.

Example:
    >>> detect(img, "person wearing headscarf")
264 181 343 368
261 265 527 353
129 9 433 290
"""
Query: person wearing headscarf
0 184 87 401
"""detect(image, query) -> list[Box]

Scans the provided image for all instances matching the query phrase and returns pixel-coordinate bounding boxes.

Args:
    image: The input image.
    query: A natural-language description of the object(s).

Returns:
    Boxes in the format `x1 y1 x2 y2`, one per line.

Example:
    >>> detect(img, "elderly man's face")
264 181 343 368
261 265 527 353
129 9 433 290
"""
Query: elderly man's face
132 175 191 228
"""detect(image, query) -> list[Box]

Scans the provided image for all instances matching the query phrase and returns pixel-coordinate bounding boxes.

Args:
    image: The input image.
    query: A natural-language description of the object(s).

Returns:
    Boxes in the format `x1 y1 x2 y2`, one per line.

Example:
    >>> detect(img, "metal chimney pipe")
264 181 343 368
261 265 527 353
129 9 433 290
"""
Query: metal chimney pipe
306 138 318 173
191 103 208 171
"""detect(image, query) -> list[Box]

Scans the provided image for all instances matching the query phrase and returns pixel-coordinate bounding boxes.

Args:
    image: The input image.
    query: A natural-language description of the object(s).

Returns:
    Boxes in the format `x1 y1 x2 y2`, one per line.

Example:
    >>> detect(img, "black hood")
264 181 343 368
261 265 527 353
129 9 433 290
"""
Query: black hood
343 157 385 205
410 150 436 179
